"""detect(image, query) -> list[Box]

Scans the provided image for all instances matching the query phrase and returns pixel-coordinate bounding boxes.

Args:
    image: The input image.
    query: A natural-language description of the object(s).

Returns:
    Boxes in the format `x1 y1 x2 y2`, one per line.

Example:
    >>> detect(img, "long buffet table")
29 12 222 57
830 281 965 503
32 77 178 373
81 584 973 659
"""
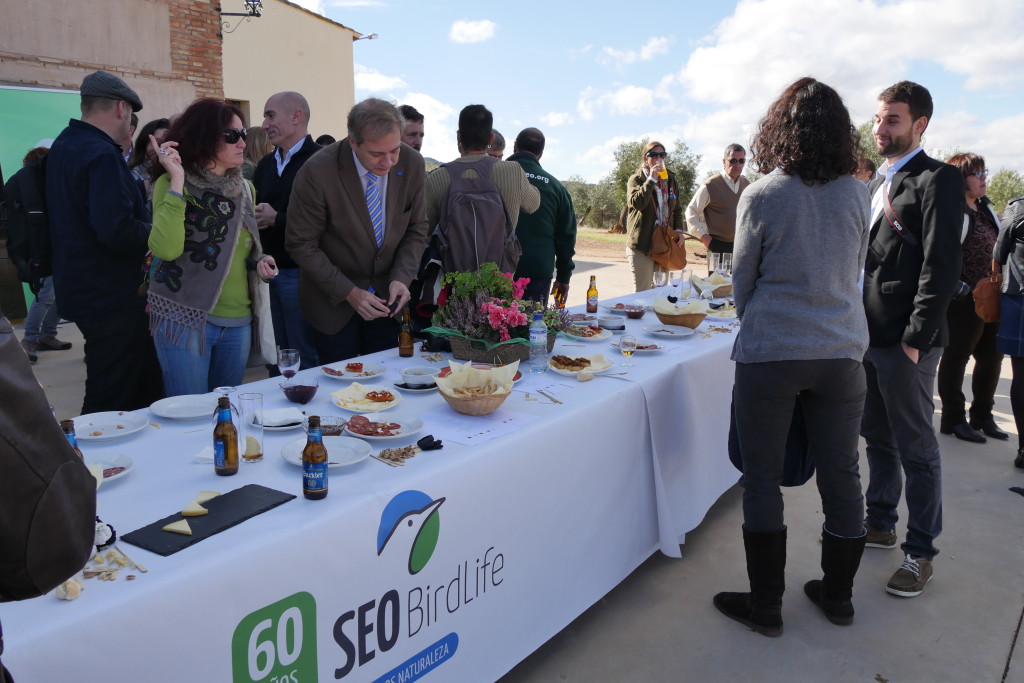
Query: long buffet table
2 293 741 682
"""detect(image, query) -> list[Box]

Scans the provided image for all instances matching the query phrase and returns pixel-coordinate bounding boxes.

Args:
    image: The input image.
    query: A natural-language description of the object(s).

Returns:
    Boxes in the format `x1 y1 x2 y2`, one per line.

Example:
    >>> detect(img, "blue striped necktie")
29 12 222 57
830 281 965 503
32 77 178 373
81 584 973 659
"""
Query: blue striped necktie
366 172 384 248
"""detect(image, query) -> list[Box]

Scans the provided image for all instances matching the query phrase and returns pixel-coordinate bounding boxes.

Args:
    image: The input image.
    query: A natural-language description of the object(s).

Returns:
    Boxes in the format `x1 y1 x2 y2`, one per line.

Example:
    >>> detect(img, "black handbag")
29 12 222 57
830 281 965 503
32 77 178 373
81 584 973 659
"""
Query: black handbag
728 391 815 487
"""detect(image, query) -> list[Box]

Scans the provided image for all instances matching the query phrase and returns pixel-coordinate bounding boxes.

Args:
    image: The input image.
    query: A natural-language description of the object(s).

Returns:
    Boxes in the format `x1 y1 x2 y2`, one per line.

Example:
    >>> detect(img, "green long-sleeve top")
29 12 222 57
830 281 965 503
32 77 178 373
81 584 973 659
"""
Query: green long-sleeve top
507 152 577 284
149 174 252 318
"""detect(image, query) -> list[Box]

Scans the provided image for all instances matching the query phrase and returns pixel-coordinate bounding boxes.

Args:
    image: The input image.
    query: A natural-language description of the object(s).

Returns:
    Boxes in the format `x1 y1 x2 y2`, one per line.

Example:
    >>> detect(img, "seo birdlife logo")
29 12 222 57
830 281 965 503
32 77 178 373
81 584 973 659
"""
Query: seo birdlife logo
377 490 445 574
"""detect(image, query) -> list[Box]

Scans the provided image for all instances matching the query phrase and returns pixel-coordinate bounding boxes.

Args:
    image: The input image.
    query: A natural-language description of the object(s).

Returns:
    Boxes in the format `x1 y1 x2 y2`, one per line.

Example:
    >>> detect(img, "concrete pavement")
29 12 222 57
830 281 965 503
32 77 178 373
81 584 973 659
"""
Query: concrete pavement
15 253 1024 682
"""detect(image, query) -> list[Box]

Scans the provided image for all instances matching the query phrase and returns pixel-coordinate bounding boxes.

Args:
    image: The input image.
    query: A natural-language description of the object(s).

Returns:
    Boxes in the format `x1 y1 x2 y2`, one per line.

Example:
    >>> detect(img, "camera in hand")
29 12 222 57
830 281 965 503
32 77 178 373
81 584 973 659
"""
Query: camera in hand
951 281 972 301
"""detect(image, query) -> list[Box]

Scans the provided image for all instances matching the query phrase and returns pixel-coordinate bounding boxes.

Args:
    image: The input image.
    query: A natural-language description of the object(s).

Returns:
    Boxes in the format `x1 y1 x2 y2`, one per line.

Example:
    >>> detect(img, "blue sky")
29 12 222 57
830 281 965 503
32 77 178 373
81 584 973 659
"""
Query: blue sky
298 0 1024 183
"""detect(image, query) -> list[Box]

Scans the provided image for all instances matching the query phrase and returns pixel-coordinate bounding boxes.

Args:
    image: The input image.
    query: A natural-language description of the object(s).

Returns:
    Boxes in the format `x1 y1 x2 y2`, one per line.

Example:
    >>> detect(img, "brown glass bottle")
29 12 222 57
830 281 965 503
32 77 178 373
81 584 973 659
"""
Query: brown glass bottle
60 419 84 460
586 275 598 313
302 416 328 500
398 307 414 358
213 396 239 476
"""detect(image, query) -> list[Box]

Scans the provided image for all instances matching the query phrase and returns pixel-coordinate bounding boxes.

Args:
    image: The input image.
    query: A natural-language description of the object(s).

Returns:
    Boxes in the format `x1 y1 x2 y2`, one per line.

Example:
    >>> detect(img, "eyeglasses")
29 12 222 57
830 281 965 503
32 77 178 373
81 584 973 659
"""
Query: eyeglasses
645 151 668 159
727 158 746 165
223 128 248 144
969 169 989 180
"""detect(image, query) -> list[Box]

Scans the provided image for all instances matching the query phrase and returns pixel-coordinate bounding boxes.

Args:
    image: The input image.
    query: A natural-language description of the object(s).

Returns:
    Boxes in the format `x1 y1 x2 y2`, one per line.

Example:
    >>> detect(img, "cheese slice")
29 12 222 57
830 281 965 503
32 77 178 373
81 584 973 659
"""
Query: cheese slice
162 519 193 535
194 491 221 504
181 500 208 517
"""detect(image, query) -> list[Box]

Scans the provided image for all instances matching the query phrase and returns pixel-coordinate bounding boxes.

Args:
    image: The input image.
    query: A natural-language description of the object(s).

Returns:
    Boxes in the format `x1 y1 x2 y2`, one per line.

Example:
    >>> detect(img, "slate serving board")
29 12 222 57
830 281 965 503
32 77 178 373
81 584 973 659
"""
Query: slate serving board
121 484 296 556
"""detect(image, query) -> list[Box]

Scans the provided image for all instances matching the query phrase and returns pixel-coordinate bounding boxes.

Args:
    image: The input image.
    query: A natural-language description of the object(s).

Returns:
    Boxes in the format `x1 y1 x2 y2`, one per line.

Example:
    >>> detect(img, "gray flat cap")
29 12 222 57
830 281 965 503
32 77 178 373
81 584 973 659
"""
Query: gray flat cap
80 71 143 112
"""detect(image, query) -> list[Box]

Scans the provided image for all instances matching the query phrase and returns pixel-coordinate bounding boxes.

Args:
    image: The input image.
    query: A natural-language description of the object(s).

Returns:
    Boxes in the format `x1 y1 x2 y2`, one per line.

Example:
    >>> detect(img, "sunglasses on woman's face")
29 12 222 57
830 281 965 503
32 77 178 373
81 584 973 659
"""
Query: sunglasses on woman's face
223 128 248 144
645 151 668 159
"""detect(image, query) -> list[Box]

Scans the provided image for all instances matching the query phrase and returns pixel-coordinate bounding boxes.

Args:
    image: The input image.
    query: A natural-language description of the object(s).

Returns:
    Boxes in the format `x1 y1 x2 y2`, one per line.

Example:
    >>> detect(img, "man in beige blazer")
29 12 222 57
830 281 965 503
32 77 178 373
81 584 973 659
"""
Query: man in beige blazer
286 98 429 363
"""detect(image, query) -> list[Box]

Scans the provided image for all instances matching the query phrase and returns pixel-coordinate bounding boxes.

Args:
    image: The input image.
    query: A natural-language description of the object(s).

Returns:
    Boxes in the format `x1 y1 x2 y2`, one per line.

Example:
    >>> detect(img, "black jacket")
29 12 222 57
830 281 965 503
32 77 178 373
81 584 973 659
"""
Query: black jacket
995 197 1024 296
863 152 965 350
252 135 321 269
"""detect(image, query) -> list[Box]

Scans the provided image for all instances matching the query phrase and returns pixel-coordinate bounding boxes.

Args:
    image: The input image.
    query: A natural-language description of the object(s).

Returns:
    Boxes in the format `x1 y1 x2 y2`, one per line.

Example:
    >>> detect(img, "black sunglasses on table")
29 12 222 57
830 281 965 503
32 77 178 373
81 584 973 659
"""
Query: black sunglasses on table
223 128 248 144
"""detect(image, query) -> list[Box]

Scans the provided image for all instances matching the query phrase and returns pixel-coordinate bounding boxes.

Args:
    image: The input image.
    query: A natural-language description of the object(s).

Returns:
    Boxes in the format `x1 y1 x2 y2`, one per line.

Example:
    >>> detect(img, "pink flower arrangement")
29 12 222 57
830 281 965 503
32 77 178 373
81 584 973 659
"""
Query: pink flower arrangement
482 299 529 341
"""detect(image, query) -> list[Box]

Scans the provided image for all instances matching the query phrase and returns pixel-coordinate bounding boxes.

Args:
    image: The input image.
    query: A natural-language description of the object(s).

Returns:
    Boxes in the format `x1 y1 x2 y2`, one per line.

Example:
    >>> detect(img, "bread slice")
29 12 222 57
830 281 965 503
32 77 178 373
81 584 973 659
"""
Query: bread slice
194 490 221 504
181 500 208 517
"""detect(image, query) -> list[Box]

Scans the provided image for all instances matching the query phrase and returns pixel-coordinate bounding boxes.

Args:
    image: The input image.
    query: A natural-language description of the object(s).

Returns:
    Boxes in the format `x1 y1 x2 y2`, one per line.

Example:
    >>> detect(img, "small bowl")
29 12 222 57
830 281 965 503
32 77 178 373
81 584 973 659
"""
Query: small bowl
624 306 646 320
598 316 625 330
401 366 441 388
319 416 348 437
280 381 319 405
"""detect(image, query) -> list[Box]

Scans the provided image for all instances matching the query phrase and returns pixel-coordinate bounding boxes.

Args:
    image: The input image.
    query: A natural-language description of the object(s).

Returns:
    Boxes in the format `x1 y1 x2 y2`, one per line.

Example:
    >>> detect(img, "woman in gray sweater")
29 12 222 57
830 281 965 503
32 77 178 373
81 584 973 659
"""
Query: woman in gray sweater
714 77 871 637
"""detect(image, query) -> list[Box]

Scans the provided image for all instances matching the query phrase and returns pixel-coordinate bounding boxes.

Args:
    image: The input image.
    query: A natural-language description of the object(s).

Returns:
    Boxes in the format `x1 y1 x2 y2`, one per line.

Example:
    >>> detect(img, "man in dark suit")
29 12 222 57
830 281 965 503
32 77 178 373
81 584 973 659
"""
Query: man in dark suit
285 98 429 363
254 91 321 370
860 81 965 599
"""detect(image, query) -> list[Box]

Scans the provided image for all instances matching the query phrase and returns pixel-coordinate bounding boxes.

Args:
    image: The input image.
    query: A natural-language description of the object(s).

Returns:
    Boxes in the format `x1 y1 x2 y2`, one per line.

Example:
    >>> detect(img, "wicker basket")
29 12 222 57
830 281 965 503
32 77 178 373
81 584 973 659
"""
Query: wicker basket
448 331 556 365
655 311 707 329
693 281 733 297
439 390 510 416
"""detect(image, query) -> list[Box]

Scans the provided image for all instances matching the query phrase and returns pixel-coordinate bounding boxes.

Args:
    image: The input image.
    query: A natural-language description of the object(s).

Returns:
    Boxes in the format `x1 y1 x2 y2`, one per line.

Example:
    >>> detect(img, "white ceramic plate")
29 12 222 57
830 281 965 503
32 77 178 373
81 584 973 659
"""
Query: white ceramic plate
85 453 133 483
320 361 386 381
331 391 404 412
149 394 220 421
391 382 439 394
560 328 613 342
74 412 149 441
344 415 424 441
547 357 614 376
280 436 371 468
643 326 695 339
611 342 665 353
264 420 305 432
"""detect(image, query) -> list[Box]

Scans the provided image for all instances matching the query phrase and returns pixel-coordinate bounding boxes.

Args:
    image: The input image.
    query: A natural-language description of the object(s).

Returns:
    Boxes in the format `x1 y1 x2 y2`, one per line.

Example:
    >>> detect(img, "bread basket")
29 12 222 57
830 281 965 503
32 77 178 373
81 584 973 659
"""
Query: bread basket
655 311 707 329
439 390 510 416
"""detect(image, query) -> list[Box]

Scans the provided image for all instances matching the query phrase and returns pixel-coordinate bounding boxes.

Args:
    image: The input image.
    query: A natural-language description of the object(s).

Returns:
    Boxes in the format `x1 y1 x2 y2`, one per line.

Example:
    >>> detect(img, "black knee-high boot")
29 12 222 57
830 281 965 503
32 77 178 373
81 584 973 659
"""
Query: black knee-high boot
804 528 866 625
713 527 787 637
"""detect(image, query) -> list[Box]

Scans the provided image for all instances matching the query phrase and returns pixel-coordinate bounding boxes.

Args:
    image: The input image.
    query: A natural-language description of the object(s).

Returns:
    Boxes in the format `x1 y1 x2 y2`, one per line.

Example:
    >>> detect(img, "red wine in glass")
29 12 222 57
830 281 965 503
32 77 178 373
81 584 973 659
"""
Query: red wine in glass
278 349 300 380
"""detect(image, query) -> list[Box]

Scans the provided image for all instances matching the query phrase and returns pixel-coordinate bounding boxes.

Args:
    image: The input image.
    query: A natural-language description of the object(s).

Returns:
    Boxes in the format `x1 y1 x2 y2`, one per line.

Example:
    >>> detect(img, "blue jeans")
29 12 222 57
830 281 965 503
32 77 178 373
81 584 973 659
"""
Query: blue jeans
23 276 62 341
154 320 251 396
268 268 319 372
862 344 943 560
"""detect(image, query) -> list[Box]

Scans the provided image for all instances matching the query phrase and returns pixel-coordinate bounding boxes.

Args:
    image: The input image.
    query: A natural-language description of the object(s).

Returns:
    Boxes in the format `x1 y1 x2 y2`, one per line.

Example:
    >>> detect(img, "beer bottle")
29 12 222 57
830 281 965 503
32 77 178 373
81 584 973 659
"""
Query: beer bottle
302 415 328 500
60 419 84 460
586 275 599 313
398 307 414 358
213 396 239 476
551 285 566 309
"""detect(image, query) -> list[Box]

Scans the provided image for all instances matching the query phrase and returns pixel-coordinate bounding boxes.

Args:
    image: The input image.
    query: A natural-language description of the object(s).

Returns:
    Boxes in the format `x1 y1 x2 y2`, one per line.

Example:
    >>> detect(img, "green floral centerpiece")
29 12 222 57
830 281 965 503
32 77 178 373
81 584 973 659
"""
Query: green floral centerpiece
423 262 569 364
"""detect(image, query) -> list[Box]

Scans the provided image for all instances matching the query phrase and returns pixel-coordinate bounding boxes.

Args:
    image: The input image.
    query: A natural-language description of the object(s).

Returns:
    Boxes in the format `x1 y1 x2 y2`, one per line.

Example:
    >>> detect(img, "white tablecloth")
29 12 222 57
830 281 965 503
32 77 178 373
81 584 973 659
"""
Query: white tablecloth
1 292 740 682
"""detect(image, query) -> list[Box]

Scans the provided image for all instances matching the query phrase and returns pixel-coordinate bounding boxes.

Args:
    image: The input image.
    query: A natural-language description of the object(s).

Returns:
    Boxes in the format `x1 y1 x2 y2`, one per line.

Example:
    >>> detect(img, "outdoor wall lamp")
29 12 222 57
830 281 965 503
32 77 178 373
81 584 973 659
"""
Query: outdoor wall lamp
221 0 263 33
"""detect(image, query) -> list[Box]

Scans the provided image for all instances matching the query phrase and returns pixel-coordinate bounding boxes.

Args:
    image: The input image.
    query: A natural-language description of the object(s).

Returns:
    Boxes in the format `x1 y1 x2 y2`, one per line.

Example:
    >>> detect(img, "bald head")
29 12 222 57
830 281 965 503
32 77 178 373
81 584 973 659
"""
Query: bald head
514 127 545 159
262 91 310 150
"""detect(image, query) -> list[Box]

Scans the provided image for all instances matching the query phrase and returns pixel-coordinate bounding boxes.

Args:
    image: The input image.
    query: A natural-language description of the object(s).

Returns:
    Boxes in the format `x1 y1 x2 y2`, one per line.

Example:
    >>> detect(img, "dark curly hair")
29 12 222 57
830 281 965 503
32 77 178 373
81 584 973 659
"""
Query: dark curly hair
150 98 245 179
750 77 859 185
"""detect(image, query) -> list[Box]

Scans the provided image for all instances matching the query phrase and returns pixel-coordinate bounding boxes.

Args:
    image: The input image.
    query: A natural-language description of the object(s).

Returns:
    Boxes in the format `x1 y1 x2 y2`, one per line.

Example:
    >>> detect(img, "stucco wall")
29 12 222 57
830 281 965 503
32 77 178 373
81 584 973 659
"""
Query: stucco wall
222 0 356 139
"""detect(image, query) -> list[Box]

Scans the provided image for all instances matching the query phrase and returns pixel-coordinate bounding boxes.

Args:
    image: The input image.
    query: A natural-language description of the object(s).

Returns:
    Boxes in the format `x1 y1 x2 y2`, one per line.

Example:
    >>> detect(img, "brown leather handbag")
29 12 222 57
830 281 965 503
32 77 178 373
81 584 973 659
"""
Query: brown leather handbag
973 260 1002 323
648 224 688 271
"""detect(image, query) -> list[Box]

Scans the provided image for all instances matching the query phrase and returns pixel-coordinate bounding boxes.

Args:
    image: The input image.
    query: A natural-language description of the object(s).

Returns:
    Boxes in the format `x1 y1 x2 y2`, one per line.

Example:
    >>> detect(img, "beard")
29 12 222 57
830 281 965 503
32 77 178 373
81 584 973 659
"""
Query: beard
875 130 914 158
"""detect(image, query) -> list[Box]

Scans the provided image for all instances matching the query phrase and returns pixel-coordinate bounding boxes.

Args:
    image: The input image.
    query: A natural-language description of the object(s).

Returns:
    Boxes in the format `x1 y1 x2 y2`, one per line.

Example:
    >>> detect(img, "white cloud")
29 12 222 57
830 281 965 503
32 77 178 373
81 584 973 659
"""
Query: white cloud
289 0 326 14
541 111 573 127
327 0 385 6
576 84 671 121
449 19 497 44
597 36 671 67
353 64 407 92
400 93 457 161
925 111 1024 175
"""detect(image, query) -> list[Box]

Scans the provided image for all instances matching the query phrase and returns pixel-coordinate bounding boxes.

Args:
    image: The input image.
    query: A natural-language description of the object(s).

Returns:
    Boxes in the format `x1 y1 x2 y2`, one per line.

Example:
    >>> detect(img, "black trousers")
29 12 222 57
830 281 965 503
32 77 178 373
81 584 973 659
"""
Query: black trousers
76 309 164 414
937 297 1002 427
734 358 866 537
312 315 400 365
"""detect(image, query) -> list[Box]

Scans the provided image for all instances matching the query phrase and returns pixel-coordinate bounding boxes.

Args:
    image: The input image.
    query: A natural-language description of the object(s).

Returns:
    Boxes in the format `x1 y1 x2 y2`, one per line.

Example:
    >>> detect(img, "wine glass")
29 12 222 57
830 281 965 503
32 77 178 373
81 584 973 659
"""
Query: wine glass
710 252 721 277
720 253 733 277
679 268 692 299
278 349 300 381
653 270 668 289
619 334 637 368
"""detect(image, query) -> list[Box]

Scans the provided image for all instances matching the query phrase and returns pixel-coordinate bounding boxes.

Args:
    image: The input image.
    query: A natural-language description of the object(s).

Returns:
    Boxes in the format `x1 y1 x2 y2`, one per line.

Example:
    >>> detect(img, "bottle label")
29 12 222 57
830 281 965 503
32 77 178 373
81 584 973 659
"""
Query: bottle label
218 407 233 422
587 295 598 307
214 439 226 468
303 461 328 492
309 428 322 443
65 433 78 449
